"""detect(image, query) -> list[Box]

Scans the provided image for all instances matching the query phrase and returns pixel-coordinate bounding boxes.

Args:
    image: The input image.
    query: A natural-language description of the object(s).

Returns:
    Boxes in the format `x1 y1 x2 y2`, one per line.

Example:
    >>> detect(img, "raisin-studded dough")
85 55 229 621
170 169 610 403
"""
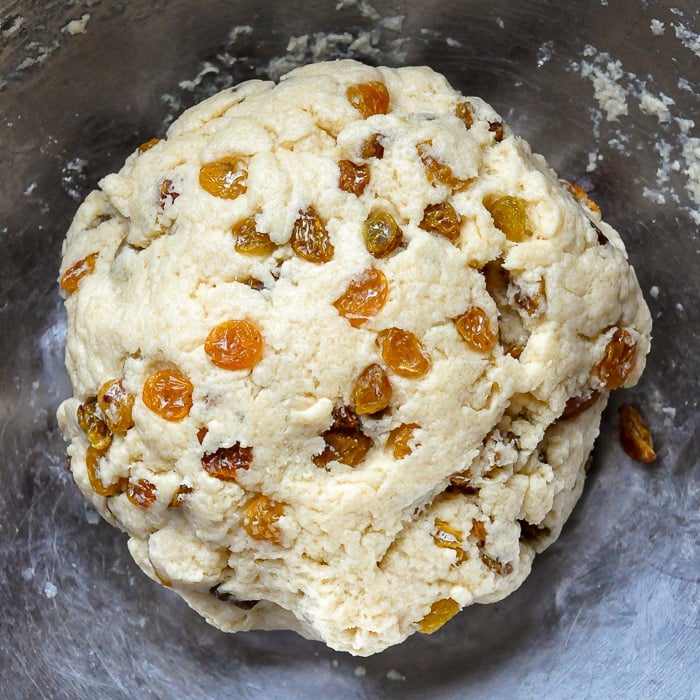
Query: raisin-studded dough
57 60 651 655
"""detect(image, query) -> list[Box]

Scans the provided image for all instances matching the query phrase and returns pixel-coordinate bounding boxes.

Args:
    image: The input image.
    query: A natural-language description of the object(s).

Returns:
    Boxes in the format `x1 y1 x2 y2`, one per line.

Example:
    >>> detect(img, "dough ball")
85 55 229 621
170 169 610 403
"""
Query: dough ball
57 60 651 655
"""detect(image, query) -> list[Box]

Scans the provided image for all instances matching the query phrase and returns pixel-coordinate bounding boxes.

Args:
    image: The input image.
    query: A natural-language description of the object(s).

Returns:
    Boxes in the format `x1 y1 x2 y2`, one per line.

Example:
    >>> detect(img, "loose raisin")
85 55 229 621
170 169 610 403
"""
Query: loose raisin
85 446 126 497
138 138 161 153
338 160 370 196
77 398 112 452
243 494 284 543
202 443 253 480
352 364 392 415
594 328 636 389
363 210 403 258
291 206 334 263
419 598 460 634
346 81 390 118
333 267 388 328
313 428 373 468
169 484 193 508
485 195 529 242
97 379 134 435
387 423 420 459
377 327 431 378
360 133 384 159
199 157 247 199
432 519 468 564
232 215 276 255
60 253 98 293
455 307 496 352
417 142 470 191
126 479 157 508
204 320 264 371
142 369 193 421
456 101 474 129
420 202 462 242
618 405 656 463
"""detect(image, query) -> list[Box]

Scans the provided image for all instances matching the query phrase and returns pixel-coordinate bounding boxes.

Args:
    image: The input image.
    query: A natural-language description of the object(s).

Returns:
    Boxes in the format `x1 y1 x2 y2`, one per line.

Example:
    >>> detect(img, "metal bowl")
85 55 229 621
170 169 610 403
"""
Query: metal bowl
1 1 698 697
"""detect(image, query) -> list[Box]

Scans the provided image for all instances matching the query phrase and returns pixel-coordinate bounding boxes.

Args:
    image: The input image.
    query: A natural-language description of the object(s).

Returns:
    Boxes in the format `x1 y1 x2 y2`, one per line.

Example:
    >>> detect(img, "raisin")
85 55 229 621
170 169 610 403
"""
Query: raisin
338 160 370 196
363 210 403 258
243 494 284 543
387 423 420 459
485 195 529 242
564 181 601 216
240 277 266 291
202 443 253 480
330 405 361 431
360 133 384 159
471 518 487 546
377 327 431 378
505 344 524 360
488 121 504 142
449 470 477 494
419 598 460 633
97 379 134 435
196 427 208 444
455 307 496 352
126 479 157 508
77 398 112 452
420 202 462 242
85 446 127 497
594 328 637 389
480 552 513 575
60 253 98 293
432 519 468 564
142 369 193 421
159 179 179 208
313 428 373 468
333 267 388 328
204 320 264 371
199 157 247 199
561 390 600 419
138 138 161 153
455 101 474 129
352 364 392 415
291 206 334 263
232 215 276 255
513 280 545 316
417 142 470 191
618 405 656 463
346 81 390 118
169 484 193 508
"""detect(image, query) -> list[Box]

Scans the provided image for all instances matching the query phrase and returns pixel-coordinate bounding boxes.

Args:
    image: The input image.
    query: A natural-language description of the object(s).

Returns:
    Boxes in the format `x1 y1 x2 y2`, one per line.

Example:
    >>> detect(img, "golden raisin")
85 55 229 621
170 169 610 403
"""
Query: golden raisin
513 280 545 316
456 101 474 129
202 443 253 481
377 327 431 378
387 422 420 459
352 364 392 415
346 81 390 118
333 268 388 328
432 519 468 564
363 210 403 258
488 121 504 142
243 494 284 543
417 142 470 191
291 206 334 263
60 253 98 293
618 405 656 463
85 446 126 497
232 215 276 255
360 133 384 159
455 307 496 352
77 398 112 452
419 598 460 634
169 484 193 508
97 379 134 435
125 479 157 508
564 181 601 216
138 137 161 153
471 518 487 546
313 428 373 468
199 157 247 199
505 343 524 360
338 160 370 196
142 369 193 421
594 328 637 389
420 202 462 242
480 552 513 575
561 390 600 419
485 195 529 242
205 320 264 371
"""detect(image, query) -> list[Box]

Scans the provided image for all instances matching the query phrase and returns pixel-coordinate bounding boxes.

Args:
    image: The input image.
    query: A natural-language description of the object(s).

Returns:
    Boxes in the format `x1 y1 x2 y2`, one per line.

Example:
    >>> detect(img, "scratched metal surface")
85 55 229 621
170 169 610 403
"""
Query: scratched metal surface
0 1 698 698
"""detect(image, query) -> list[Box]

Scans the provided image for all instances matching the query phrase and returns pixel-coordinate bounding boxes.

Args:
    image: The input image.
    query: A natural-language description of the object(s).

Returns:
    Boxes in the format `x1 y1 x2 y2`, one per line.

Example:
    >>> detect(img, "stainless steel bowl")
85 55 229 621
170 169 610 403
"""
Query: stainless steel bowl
1 2 698 697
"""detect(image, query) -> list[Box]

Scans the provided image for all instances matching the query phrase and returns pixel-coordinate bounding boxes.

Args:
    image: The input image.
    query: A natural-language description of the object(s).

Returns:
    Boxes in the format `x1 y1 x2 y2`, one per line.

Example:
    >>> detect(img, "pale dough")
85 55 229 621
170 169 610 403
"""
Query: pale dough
57 60 651 655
